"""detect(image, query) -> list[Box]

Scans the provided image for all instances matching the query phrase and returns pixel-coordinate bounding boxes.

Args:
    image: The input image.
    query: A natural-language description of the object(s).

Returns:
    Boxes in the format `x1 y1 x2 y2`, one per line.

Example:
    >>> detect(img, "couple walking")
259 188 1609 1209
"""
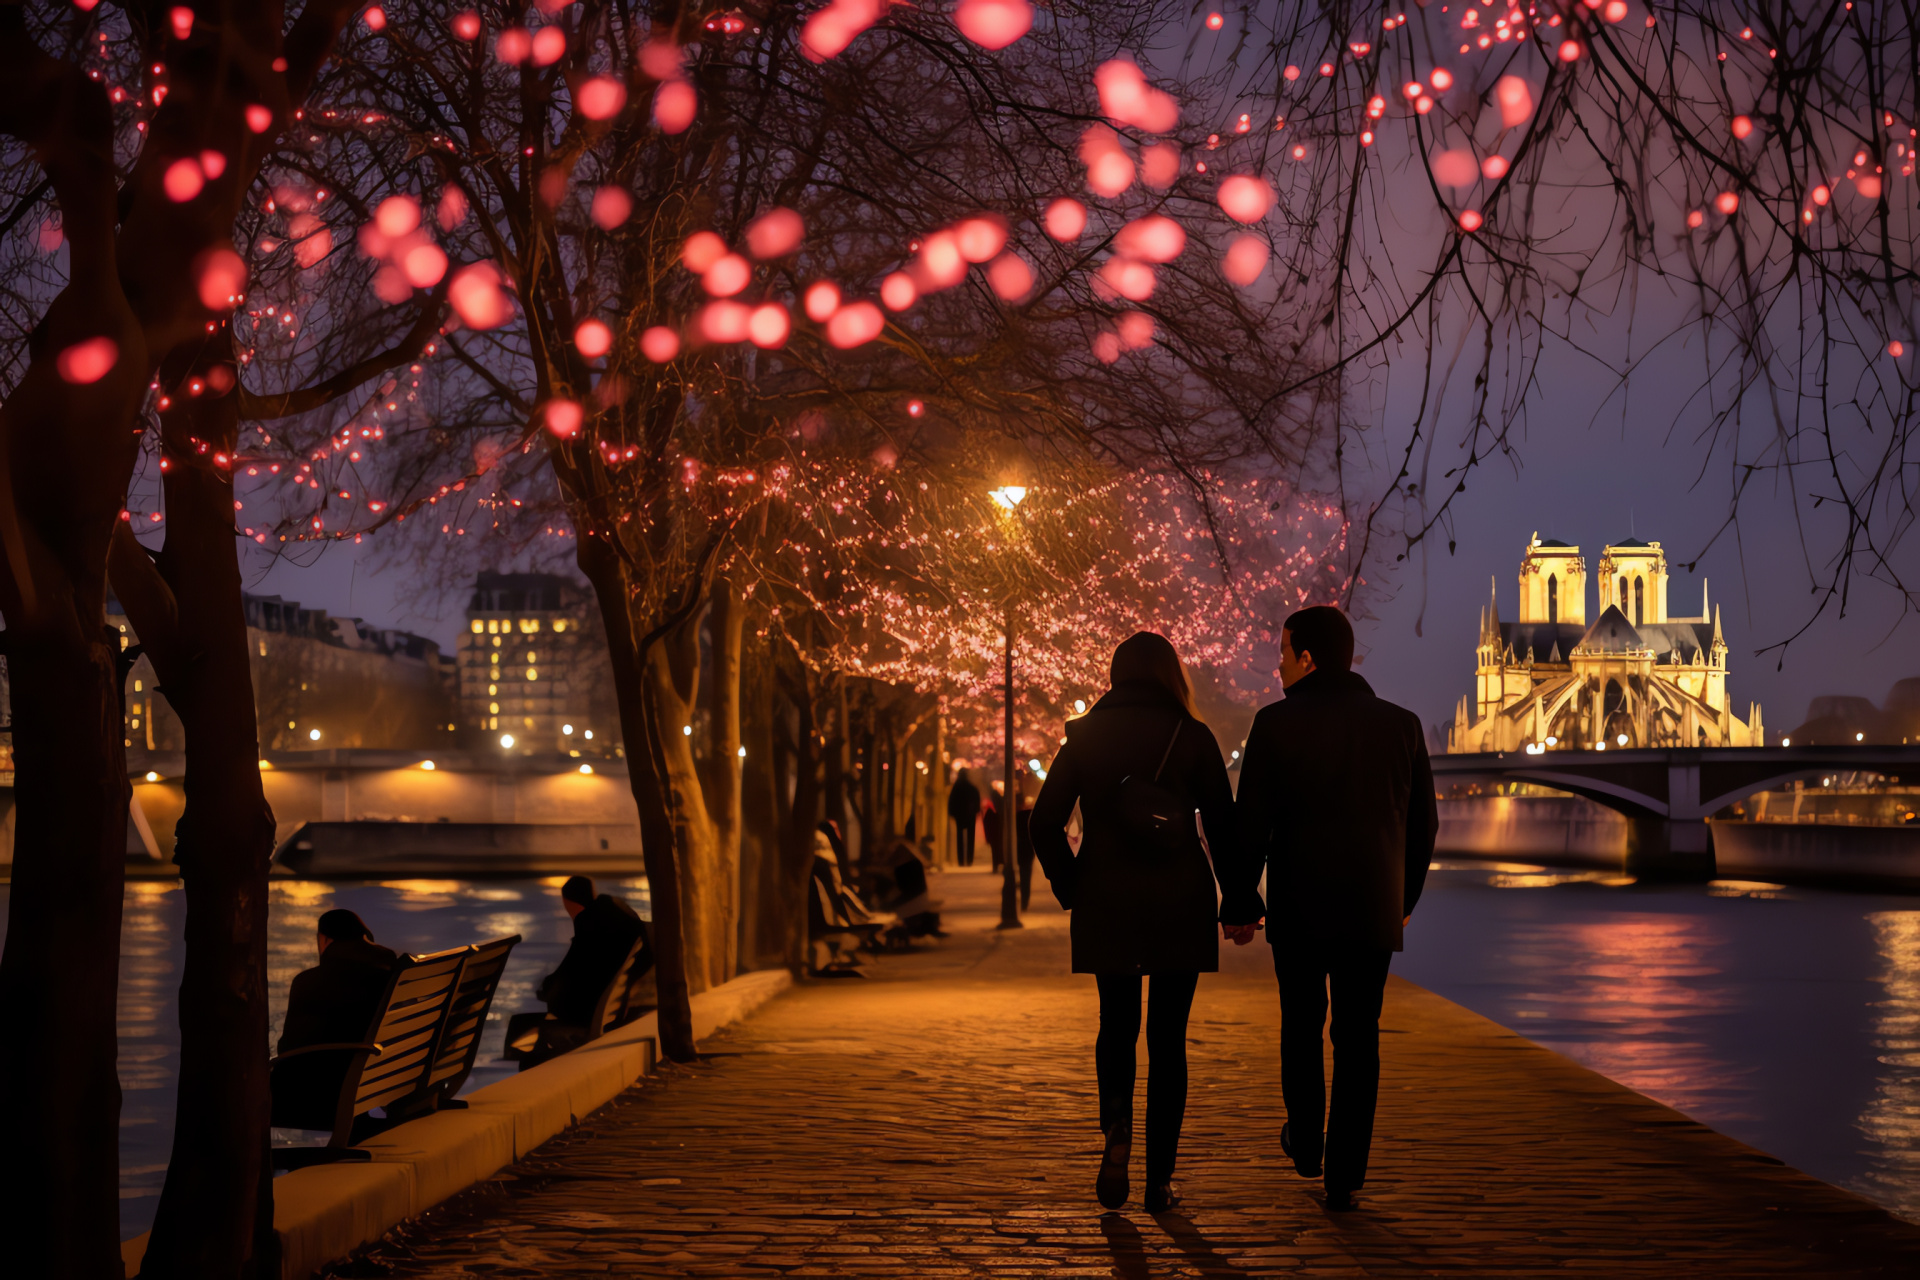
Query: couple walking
1030 606 1437 1213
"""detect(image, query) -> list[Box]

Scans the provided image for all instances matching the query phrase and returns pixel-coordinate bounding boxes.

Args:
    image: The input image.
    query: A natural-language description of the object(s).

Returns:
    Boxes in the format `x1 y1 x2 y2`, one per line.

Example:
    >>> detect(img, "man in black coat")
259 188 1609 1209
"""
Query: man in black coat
537 875 650 1025
947 768 981 867
272 909 398 1130
1225 606 1438 1210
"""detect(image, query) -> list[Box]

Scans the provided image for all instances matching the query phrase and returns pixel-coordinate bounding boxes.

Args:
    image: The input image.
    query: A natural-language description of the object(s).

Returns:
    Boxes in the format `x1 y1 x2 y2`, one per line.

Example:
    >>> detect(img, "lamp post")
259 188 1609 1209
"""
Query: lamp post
989 484 1027 930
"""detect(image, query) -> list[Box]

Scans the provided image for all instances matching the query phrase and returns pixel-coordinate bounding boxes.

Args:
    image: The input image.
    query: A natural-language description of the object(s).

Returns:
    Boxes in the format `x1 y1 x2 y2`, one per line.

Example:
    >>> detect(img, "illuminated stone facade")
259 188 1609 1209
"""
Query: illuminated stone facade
458 571 618 756
1448 534 1765 753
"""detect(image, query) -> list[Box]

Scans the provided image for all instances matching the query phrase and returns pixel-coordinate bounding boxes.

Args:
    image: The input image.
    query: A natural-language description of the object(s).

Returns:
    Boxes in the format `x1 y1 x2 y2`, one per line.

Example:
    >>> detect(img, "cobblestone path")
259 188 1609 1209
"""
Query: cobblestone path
338 870 1920 1277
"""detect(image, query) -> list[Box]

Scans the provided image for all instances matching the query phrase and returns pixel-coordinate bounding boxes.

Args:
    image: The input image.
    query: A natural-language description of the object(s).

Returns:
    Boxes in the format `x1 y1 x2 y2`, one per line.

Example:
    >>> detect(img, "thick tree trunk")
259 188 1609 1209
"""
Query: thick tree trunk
576 540 696 1061
0 630 132 1277
706 577 745 976
648 615 724 993
109 372 279 1278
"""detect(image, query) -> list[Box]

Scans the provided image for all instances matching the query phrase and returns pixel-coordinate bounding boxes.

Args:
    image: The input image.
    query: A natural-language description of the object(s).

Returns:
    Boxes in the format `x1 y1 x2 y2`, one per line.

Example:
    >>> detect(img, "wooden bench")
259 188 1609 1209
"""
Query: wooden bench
270 934 521 1167
503 933 652 1069
390 933 521 1120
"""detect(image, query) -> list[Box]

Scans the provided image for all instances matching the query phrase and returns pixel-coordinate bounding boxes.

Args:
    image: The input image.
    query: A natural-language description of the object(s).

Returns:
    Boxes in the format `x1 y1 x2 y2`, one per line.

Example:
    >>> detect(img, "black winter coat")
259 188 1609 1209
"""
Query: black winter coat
1225 669 1438 952
1031 679 1239 974
539 894 649 1025
273 935 398 1129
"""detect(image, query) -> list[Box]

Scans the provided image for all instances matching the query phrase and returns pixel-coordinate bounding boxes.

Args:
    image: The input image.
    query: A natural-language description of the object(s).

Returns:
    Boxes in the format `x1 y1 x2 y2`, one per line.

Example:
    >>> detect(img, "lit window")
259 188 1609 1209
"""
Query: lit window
486 619 499 634
492 636 501 648
489 702 500 714
527 669 537 681
134 679 143 692
470 620 484 634
488 684 497 695
553 620 568 633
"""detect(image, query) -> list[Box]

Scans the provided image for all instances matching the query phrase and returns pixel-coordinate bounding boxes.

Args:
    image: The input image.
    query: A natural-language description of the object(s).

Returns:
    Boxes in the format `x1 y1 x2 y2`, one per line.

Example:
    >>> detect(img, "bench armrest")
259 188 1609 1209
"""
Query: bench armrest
271 1041 384 1064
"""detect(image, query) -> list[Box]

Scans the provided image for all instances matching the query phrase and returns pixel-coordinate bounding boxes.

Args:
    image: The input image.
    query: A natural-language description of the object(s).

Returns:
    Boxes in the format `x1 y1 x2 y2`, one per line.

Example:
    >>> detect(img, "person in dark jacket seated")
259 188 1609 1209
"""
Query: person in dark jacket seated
506 876 651 1065
272 909 397 1130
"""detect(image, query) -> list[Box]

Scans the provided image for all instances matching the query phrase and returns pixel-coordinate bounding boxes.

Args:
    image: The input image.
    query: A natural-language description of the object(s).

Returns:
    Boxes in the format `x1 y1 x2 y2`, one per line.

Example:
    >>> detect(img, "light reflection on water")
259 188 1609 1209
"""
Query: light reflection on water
0 875 650 1241
1399 862 1920 1223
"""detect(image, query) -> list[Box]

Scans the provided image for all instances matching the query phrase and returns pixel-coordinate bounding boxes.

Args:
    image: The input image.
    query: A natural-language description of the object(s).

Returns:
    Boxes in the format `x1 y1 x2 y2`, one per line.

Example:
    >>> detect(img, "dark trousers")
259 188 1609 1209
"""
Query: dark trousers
1275 943 1393 1192
954 822 975 867
1016 847 1034 910
1094 972 1199 1185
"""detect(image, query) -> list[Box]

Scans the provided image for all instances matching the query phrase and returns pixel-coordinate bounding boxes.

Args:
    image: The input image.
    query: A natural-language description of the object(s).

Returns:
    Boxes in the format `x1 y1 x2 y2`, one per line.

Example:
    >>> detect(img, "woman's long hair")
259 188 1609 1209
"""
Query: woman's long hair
1109 631 1199 719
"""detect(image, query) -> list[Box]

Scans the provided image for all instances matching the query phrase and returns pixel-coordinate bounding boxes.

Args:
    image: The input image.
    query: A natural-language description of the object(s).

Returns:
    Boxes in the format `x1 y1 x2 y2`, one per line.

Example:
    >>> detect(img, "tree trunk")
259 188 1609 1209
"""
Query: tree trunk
0 628 132 1278
823 675 852 883
779 660 824 973
575 539 696 1061
705 576 744 981
738 633 781 969
648 617 723 994
108 371 278 1279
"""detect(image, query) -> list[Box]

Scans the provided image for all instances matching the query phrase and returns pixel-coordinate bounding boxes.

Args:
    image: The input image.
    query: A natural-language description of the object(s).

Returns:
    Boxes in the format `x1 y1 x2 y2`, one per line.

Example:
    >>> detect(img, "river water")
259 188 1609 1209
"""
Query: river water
0 860 1915 1241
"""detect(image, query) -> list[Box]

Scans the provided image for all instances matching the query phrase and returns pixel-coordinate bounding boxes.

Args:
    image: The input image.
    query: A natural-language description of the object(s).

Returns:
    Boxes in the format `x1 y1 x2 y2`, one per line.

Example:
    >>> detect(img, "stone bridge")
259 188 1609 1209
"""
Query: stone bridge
1432 745 1920 878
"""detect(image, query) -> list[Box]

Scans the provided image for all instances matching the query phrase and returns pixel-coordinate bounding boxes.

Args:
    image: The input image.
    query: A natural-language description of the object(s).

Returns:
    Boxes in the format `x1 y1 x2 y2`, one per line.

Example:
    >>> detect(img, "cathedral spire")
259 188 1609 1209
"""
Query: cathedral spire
1712 603 1723 644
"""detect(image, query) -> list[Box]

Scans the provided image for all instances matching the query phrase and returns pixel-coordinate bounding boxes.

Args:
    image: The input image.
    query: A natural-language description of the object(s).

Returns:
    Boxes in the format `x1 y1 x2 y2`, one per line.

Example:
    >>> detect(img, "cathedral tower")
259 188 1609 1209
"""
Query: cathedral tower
1599 538 1667 627
1517 533 1585 625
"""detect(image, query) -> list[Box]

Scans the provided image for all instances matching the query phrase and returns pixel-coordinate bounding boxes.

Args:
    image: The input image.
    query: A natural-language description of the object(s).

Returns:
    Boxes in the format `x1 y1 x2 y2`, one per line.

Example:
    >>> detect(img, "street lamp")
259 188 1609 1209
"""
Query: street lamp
990 482 1026 930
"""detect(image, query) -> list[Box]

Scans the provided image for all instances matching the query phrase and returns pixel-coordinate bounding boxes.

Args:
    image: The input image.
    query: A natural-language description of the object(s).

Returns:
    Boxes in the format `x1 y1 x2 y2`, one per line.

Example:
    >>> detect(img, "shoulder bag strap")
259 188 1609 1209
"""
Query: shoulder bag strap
1150 716 1183 784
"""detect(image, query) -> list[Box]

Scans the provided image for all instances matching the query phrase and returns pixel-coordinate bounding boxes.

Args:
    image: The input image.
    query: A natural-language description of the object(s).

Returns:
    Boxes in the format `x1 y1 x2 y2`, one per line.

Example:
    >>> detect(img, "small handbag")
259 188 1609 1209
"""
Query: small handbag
1116 716 1191 855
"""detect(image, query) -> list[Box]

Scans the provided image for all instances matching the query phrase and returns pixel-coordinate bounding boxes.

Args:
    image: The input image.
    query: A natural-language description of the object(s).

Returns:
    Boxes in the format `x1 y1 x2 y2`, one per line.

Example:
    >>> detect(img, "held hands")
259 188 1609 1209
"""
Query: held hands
1221 919 1263 946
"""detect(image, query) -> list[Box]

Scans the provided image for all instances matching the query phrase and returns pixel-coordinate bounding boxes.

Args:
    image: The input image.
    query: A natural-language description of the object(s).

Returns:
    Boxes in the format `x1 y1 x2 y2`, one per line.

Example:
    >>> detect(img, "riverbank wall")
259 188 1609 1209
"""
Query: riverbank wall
118 968 791 1280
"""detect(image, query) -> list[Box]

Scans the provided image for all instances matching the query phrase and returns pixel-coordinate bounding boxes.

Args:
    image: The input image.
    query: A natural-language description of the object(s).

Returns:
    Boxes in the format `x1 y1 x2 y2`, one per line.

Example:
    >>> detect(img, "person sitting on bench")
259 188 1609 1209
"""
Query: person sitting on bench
272 909 397 1130
506 876 651 1060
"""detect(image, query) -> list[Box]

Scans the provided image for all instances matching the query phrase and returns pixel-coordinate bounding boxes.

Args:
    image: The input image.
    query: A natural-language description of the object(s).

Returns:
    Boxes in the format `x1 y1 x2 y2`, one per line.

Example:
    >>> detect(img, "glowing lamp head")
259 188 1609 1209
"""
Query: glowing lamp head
989 485 1027 510
563 723 575 735
500 733 516 749
420 760 435 770
1616 734 1628 746
144 771 161 783
579 763 594 774
1782 737 1790 747
308 728 322 741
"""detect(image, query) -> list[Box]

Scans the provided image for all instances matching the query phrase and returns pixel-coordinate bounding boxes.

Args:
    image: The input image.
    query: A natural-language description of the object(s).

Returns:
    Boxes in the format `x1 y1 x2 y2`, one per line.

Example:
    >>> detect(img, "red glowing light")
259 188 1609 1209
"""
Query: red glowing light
745 207 805 259
1044 197 1087 241
1218 174 1275 223
748 303 791 349
1458 209 1484 232
804 282 842 321
826 301 885 348
954 0 1034 50
640 326 680 362
451 11 481 40
575 319 613 358
1715 191 1740 215
576 76 627 121
164 159 205 202
168 7 193 39
56 336 118 384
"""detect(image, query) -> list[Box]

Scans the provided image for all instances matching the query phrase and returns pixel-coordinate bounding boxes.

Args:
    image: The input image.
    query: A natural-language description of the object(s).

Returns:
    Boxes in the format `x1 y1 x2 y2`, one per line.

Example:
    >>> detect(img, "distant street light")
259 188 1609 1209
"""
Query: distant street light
308 728 321 741
500 733 516 749
420 760 435 771
991 481 1027 931
578 763 593 775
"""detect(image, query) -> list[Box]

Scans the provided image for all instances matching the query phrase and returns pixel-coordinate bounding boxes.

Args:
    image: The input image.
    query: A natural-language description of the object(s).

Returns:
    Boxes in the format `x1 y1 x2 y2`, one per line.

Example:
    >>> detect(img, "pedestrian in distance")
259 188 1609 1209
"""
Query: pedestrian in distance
982 780 1005 872
1030 631 1243 1214
1014 771 1039 911
948 766 982 867
1224 605 1438 1212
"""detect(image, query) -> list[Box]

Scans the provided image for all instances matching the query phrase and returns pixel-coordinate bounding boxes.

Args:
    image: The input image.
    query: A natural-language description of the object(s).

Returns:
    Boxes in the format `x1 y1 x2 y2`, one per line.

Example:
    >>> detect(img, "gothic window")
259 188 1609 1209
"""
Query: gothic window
1617 575 1627 610
1547 574 1558 622
1633 577 1644 626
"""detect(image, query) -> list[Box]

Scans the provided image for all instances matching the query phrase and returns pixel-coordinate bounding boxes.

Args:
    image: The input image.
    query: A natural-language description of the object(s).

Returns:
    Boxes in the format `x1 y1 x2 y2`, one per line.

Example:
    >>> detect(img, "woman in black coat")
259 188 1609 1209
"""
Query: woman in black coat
1030 632 1247 1212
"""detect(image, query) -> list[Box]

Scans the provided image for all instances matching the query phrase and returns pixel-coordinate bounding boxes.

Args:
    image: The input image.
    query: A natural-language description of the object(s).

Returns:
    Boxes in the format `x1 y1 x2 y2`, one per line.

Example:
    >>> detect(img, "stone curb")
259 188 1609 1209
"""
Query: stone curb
120 968 794 1280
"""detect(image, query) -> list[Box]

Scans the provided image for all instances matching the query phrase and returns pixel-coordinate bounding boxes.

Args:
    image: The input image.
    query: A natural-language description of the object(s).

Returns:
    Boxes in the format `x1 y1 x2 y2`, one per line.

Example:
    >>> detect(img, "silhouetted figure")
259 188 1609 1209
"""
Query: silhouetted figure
538 876 650 1024
948 768 982 867
876 839 945 944
272 909 396 1130
505 877 650 1061
982 782 1004 872
1031 631 1238 1214
1226 606 1438 1212
1015 773 1038 911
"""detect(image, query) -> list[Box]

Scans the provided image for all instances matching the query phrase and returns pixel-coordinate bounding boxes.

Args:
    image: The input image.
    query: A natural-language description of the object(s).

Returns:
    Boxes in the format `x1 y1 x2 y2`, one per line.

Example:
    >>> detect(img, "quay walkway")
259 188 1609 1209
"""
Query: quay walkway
336 870 1920 1277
